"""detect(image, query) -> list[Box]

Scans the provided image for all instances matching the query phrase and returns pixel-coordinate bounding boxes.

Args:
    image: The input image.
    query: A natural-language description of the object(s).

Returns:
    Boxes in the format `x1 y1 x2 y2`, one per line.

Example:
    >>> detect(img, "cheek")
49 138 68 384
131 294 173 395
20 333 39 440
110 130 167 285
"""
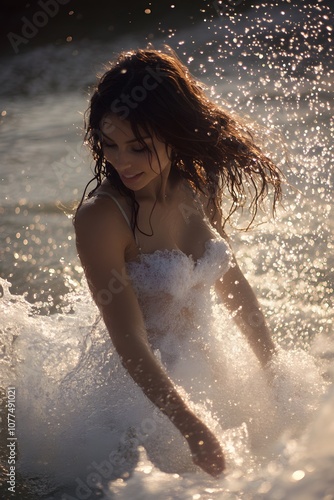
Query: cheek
102 148 113 161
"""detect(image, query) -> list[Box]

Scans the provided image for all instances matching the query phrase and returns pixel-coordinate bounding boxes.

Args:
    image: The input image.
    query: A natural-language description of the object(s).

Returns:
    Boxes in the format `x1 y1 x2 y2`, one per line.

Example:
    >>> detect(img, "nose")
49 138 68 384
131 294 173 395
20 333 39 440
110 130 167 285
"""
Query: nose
112 151 132 171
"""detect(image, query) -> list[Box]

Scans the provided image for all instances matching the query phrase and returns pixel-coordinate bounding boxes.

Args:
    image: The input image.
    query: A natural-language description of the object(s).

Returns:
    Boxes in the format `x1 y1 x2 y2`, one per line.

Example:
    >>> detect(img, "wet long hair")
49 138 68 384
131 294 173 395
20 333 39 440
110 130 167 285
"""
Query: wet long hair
77 46 283 233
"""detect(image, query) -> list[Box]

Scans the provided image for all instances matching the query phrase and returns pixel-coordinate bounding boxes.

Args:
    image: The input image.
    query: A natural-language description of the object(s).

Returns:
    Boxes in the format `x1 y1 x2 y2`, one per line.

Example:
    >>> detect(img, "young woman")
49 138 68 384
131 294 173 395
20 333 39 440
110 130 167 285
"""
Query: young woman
74 47 283 477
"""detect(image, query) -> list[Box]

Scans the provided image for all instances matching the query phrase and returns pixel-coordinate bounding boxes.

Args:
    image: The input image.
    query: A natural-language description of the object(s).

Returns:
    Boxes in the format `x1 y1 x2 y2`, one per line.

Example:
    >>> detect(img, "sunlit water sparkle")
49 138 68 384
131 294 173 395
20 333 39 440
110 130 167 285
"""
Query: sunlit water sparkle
0 2 333 499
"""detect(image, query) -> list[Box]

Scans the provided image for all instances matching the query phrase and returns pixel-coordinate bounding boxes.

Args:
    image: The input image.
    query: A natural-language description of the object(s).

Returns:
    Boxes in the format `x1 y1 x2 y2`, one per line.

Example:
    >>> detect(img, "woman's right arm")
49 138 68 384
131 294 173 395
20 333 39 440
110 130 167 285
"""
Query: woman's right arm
74 198 225 477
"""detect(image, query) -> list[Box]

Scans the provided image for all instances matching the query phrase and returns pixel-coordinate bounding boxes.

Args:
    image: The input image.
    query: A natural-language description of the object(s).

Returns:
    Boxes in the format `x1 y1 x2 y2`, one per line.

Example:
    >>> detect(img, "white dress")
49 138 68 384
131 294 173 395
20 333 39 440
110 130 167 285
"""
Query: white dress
14 195 325 495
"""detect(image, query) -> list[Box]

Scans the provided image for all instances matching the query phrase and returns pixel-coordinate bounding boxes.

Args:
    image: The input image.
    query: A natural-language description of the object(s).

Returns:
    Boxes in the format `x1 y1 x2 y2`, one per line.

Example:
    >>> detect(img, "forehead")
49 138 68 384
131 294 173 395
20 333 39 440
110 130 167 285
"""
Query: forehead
100 114 147 141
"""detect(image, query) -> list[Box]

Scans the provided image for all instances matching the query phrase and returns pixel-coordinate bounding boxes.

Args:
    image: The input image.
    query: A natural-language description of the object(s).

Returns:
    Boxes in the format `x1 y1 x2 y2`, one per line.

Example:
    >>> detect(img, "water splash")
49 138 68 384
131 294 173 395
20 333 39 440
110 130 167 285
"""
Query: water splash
0 2 333 498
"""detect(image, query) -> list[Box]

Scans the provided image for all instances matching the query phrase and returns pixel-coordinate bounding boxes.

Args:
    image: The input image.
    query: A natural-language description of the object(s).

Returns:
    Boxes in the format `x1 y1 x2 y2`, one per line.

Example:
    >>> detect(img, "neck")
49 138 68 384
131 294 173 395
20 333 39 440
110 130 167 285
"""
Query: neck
135 163 176 204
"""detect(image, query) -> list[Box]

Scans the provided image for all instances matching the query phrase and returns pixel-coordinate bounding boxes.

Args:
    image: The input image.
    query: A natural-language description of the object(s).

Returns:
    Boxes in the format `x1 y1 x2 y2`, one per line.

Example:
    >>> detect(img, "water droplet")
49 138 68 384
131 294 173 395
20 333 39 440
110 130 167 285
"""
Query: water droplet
292 470 305 481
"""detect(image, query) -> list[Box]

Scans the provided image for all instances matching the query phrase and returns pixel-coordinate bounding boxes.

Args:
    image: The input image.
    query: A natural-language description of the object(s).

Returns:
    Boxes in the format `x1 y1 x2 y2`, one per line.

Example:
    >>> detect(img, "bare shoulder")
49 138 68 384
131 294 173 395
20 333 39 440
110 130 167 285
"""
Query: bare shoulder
74 194 120 237
74 193 132 267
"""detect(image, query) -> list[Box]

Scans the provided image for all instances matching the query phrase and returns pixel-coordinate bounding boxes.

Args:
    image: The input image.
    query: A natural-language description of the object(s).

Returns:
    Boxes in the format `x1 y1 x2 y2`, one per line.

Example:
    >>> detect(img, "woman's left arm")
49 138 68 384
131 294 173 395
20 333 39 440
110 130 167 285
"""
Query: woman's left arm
201 194 275 368
215 261 276 368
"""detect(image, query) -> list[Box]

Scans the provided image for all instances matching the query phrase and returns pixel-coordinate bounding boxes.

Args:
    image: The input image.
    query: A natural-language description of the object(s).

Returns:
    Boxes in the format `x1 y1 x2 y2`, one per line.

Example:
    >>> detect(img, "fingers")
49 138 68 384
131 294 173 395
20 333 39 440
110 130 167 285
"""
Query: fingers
186 424 226 477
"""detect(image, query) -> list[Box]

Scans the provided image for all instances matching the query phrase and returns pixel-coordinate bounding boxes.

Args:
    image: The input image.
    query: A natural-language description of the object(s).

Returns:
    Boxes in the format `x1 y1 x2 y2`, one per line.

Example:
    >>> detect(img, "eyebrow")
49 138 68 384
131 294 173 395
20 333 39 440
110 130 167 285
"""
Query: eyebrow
101 132 152 144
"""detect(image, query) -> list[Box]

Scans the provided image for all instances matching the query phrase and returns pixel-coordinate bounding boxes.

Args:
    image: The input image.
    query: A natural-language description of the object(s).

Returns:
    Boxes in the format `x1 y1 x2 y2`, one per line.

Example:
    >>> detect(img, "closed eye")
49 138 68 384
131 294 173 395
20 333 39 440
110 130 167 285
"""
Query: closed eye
102 142 116 149
132 146 149 153
102 140 150 153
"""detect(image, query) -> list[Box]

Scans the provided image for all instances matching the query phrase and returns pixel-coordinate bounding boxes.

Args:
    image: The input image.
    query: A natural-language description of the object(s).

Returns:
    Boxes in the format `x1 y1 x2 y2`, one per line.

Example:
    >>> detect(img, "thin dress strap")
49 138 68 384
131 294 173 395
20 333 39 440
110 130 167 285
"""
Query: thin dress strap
94 192 139 245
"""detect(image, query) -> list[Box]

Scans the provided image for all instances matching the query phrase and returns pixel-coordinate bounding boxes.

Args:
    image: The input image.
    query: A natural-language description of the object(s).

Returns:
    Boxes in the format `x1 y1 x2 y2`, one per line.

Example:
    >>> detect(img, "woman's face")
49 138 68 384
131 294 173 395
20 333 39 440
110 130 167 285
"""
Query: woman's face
100 114 171 191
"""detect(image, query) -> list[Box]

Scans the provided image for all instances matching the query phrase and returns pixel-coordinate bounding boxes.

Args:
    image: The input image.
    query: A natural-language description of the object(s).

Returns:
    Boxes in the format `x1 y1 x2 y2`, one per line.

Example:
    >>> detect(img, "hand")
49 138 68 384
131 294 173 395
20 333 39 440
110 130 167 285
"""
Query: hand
184 419 226 477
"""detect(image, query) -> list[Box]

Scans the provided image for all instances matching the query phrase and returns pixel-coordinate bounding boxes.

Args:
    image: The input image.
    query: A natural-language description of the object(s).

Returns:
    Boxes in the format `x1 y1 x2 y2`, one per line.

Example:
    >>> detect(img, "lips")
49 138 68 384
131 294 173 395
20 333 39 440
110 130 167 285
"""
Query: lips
122 172 141 179
119 172 143 183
